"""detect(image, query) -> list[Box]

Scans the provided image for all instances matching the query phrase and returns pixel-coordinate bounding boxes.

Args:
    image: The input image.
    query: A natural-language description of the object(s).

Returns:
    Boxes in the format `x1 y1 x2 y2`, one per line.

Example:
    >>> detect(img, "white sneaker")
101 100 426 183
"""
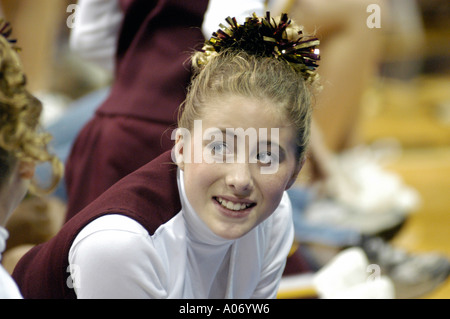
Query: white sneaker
313 247 395 299
317 144 421 216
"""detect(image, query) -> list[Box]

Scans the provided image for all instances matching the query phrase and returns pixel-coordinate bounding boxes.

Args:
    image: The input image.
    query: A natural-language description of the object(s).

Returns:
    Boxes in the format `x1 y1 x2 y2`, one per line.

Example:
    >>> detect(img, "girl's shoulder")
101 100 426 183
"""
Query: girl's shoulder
69 214 152 267
72 214 149 245
67 214 172 298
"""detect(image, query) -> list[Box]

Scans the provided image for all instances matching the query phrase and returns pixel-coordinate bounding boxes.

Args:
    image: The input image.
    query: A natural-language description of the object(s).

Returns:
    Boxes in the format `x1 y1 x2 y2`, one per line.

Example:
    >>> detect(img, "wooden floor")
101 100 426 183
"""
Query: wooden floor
359 75 450 299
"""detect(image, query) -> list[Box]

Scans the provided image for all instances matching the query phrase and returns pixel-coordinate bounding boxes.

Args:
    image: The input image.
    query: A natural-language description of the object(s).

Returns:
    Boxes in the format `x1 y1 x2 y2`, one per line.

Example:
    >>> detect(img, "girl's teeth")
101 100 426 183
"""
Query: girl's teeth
217 198 250 211
233 203 242 211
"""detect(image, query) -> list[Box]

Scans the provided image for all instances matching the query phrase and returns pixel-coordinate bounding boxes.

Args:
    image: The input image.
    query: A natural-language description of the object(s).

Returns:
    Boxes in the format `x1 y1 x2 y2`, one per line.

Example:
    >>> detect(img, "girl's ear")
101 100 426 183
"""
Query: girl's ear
18 161 36 180
173 129 185 170
285 157 306 190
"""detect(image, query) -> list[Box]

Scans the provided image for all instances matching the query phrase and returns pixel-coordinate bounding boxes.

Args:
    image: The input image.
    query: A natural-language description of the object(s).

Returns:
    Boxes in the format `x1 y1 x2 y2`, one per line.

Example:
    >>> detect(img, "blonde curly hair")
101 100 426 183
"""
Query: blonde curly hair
0 25 62 195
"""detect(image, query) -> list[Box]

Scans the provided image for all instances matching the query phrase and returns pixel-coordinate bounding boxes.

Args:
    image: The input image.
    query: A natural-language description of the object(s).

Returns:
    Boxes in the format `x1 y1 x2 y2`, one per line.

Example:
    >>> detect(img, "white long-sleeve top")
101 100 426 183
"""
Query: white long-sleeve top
202 0 266 38
69 170 294 298
69 0 123 72
0 227 22 299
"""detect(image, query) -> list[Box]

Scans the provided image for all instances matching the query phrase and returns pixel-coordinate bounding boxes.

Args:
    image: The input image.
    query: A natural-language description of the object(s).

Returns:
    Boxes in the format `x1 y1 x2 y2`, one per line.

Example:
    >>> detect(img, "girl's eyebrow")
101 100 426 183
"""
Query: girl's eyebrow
216 127 284 145
202 127 230 136
208 127 285 144
220 127 235 138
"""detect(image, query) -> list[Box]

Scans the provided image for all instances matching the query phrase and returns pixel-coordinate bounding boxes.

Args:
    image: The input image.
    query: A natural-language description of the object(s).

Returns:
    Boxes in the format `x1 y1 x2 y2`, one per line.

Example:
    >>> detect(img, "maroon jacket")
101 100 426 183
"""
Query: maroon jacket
64 0 209 220
13 151 181 298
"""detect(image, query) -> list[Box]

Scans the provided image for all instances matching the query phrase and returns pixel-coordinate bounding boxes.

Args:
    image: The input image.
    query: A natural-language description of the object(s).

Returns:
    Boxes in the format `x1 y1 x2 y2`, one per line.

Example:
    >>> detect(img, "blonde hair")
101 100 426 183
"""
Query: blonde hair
0 31 63 195
178 16 317 161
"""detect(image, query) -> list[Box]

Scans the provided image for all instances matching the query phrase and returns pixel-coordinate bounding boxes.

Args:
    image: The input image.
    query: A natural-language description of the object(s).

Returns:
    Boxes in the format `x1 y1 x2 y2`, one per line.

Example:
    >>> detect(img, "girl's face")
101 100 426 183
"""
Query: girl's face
176 95 302 240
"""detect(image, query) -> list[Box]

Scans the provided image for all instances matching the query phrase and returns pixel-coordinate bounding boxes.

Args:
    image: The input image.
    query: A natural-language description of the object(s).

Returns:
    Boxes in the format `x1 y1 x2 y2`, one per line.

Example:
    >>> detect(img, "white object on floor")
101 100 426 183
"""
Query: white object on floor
320 144 421 216
312 247 395 299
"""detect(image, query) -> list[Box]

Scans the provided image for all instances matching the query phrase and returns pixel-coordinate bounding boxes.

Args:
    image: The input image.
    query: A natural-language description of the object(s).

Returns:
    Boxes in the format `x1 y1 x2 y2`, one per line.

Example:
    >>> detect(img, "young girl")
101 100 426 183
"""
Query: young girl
0 21 62 298
13 13 320 298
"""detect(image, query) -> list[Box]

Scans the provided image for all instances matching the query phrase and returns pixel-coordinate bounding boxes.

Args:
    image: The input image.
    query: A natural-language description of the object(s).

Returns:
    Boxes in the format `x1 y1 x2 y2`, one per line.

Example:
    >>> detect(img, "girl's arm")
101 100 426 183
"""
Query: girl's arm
68 214 166 298
69 0 124 73
201 0 265 39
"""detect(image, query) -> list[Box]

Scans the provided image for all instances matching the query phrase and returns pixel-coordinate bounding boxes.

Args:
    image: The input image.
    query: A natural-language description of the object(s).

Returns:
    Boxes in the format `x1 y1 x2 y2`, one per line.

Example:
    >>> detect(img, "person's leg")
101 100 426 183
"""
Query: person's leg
287 0 386 152
1 0 67 93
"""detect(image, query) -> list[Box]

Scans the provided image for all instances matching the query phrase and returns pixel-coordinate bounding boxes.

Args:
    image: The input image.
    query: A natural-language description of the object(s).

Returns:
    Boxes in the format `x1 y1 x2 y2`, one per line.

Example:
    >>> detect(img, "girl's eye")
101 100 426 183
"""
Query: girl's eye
210 142 230 155
257 151 273 164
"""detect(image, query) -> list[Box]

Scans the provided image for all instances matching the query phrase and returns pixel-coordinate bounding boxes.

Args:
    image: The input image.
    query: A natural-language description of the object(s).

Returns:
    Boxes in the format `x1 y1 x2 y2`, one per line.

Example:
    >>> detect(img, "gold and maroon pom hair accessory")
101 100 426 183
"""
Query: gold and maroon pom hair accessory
202 12 320 82
0 19 20 52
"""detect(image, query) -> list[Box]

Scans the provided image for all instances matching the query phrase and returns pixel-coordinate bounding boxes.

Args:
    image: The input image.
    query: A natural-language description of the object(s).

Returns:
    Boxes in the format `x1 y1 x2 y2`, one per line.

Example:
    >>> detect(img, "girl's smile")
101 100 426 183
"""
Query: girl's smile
212 195 256 219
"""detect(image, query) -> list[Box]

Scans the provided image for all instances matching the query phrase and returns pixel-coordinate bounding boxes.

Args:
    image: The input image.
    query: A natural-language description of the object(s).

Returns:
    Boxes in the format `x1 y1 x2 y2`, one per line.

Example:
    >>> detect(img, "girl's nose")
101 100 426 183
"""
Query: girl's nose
225 163 254 194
